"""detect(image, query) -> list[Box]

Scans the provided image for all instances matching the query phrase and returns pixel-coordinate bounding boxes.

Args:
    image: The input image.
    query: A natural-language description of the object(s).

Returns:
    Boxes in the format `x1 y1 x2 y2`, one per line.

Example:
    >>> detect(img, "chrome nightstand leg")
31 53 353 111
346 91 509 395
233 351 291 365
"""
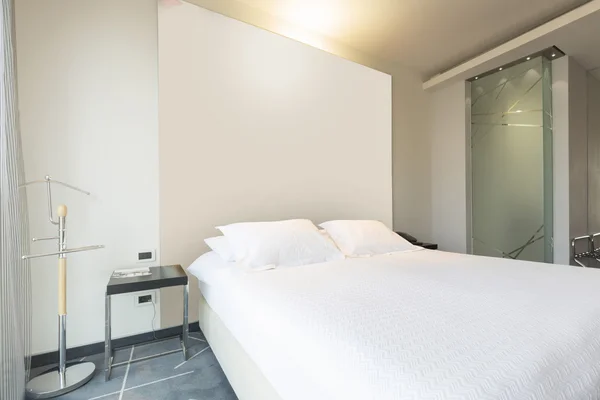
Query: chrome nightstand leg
104 293 112 381
182 284 189 360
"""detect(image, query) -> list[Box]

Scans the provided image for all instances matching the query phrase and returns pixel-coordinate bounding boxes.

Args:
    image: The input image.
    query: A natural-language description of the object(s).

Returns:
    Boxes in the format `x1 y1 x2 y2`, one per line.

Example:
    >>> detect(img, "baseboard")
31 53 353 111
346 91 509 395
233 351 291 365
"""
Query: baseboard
30 322 200 369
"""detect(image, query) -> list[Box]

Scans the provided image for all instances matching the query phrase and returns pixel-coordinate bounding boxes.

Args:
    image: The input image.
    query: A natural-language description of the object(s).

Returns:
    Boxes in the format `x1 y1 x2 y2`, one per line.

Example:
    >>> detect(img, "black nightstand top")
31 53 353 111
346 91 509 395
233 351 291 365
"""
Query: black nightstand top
106 265 187 295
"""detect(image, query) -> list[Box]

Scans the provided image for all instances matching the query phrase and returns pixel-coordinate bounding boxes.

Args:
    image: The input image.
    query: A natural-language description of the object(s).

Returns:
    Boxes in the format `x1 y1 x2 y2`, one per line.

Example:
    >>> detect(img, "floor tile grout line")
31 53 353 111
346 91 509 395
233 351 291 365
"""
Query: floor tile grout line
132 338 179 350
88 389 121 400
84 338 209 400
124 370 195 392
118 345 135 400
100 346 200 370
127 349 184 364
87 370 195 400
174 346 210 369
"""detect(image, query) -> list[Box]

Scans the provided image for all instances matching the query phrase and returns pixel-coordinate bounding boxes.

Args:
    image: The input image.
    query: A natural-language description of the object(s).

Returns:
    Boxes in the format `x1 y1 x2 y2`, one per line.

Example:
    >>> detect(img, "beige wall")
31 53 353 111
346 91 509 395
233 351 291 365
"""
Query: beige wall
158 2 393 327
185 0 433 243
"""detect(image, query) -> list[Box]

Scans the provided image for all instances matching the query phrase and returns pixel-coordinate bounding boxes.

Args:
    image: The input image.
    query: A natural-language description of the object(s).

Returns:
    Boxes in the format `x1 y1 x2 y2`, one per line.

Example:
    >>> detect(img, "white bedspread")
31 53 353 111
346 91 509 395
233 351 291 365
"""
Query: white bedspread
189 250 600 400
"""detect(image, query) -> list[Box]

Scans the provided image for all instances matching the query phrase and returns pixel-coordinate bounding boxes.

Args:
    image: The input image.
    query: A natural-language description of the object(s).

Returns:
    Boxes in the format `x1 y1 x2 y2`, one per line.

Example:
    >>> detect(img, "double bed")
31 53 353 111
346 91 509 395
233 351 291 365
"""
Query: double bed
189 248 600 400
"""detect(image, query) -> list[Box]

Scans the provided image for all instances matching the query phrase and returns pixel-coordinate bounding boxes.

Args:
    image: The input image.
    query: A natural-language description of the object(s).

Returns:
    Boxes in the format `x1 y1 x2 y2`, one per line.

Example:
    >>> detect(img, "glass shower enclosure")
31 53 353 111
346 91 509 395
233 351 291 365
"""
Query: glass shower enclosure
470 57 553 262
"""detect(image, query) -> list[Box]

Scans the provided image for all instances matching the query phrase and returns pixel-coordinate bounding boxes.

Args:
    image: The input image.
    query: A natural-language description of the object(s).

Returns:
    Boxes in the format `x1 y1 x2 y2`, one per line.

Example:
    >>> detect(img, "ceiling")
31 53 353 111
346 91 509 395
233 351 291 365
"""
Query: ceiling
229 0 591 78
550 10 600 72
418 1 600 90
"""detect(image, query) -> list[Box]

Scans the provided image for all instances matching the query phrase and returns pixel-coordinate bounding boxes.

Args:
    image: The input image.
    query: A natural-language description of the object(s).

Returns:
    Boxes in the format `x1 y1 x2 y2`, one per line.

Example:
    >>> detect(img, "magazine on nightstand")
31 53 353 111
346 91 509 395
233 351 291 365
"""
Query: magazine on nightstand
111 267 151 278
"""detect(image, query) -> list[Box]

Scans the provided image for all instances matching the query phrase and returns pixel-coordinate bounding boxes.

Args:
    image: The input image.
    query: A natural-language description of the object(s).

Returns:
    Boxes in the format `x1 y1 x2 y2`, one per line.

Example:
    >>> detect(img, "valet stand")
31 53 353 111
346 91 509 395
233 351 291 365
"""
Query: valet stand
21 176 104 399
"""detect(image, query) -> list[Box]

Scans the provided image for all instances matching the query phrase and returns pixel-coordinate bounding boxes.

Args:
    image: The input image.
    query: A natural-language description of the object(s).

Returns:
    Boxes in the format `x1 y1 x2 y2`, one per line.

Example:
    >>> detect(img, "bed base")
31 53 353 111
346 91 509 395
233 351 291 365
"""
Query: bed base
197 293 283 400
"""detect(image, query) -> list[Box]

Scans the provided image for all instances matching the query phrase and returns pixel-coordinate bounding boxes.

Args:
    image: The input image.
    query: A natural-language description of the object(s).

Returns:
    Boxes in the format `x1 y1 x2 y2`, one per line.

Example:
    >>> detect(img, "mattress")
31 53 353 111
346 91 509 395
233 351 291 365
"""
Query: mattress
188 250 600 400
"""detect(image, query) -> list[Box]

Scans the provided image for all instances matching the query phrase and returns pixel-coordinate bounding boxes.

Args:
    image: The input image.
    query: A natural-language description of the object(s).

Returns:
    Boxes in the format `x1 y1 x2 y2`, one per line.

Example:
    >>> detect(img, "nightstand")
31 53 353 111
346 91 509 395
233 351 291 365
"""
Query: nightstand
394 232 438 250
104 265 189 381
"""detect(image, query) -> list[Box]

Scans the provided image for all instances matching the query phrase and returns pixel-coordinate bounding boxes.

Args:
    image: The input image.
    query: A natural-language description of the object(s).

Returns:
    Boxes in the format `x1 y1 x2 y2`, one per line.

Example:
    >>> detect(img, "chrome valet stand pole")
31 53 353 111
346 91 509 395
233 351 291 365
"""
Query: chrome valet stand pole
21 177 104 399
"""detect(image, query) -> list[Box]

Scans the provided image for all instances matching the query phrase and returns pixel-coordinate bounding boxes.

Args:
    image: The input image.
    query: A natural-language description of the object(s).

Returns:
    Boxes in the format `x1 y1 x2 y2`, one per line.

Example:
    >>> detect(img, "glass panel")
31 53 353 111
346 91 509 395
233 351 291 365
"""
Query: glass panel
471 57 553 262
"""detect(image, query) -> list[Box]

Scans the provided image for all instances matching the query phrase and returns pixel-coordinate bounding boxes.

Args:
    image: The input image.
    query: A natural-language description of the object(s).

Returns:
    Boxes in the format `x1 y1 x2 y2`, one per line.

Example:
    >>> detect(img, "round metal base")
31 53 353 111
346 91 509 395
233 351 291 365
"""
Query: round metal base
26 362 95 399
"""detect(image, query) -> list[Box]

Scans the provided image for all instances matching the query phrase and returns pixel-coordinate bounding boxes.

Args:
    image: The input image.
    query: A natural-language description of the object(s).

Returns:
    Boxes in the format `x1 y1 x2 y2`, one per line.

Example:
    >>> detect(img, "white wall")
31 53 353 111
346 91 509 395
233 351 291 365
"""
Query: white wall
430 81 470 252
568 60 589 243
158 2 392 328
392 72 432 240
16 0 160 353
553 56 589 264
552 57 571 264
588 73 600 232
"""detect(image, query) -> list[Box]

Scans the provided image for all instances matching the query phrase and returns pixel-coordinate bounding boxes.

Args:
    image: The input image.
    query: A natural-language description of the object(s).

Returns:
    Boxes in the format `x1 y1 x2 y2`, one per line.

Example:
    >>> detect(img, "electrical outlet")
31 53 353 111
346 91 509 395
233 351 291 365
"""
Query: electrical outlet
137 249 155 263
135 292 155 307
138 294 152 304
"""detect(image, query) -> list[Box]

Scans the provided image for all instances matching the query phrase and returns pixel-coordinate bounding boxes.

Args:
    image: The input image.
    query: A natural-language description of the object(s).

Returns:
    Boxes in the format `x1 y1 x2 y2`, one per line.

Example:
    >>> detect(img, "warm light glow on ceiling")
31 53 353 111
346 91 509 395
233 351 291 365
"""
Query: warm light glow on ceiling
278 2 343 35
276 23 326 50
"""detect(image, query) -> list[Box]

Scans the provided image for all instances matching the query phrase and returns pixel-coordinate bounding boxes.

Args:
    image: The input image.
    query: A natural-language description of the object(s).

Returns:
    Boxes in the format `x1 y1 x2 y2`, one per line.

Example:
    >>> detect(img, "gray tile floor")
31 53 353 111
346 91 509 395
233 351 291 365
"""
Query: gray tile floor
30 332 238 400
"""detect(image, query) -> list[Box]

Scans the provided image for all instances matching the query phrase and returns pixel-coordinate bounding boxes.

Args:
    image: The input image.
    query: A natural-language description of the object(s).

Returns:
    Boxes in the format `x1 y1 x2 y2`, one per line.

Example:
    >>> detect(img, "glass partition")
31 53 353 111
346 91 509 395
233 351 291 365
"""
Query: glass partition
471 57 553 262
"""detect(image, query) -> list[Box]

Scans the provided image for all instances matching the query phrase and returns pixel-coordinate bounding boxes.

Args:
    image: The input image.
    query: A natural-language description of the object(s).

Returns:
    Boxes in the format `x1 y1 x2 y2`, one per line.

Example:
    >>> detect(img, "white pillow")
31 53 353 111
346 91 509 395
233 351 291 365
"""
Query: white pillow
217 219 344 268
319 220 416 256
204 236 236 263
187 251 235 286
